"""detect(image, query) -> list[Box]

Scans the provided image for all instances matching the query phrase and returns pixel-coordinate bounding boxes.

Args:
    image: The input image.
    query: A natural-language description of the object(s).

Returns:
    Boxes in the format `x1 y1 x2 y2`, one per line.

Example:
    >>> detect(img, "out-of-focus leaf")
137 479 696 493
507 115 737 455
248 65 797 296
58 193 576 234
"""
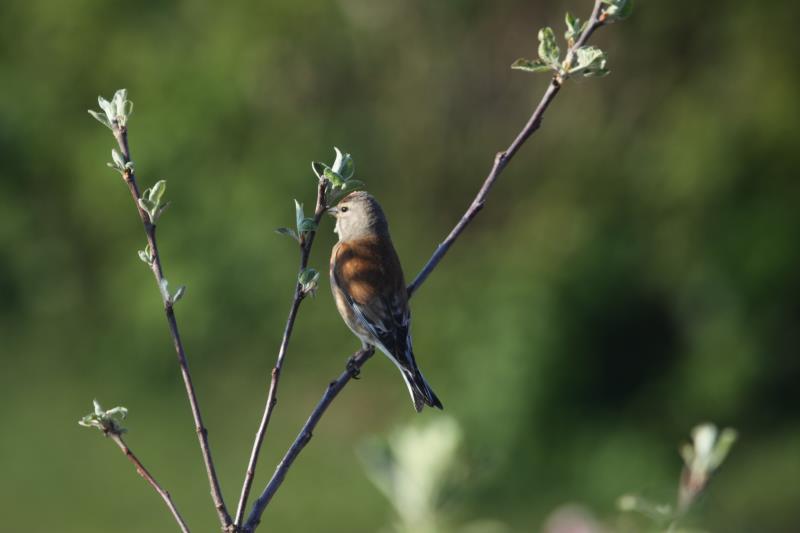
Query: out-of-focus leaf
564 12 586 44
568 46 609 77
602 0 634 21
538 27 560 68
298 267 320 296
275 227 299 242
511 58 552 73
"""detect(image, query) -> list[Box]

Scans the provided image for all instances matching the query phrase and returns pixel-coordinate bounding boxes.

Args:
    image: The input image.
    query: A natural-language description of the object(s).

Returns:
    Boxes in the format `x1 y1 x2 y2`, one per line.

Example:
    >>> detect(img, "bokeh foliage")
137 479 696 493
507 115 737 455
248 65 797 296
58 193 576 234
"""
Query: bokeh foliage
0 0 798 531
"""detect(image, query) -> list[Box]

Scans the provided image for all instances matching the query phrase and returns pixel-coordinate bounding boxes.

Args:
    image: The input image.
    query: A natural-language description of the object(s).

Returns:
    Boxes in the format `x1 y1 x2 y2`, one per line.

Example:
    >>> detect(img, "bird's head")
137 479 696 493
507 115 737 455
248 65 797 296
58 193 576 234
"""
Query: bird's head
327 191 389 240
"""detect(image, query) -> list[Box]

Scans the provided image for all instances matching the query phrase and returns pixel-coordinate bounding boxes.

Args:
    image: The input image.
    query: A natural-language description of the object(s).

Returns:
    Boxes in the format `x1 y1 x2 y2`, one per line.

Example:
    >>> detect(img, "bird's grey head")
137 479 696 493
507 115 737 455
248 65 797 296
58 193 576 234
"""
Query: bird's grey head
327 191 389 241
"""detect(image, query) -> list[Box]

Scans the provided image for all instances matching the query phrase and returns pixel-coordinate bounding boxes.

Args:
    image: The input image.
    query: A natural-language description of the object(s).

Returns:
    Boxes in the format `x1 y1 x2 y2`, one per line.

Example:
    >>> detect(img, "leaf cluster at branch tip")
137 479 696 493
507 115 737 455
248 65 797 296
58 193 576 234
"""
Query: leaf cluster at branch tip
312 147 365 204
511 2 633 80
88 88 133 130
79 400 129 435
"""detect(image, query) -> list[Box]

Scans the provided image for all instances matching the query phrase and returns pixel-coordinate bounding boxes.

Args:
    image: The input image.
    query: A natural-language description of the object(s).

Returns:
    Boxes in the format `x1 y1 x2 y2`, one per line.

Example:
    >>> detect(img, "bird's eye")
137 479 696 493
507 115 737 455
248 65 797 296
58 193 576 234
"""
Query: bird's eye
340 206 349 213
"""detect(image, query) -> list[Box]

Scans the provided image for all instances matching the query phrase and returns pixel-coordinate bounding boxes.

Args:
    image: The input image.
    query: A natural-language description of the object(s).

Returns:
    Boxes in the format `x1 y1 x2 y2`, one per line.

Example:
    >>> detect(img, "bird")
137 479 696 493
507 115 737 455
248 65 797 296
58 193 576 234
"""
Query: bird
328 191 443 412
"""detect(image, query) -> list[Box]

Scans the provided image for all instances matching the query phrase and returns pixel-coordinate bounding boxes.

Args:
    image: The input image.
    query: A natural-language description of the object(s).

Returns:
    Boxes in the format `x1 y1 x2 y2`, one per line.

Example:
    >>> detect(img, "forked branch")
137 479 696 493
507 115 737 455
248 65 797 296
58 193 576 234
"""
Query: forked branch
84 0 630 530
244 0 624 529
243 347 375 531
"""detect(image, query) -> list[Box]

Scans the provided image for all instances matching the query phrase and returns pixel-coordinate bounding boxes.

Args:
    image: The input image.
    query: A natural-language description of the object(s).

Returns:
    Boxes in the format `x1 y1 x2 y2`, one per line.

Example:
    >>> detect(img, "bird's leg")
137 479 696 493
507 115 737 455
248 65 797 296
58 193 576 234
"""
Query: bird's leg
346 343 370 379
346 356 361 379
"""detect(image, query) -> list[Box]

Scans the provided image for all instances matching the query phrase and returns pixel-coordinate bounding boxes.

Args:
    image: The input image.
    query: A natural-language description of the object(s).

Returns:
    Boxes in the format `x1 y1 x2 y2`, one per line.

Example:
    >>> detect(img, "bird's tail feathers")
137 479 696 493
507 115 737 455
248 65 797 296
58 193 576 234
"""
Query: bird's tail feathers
375 343 443 412
401 368 443 413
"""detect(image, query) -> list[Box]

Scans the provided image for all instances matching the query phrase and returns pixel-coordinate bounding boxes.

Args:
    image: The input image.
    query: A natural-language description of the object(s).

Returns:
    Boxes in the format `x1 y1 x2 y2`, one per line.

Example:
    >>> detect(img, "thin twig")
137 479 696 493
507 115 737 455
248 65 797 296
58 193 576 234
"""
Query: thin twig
112 127 233 531
244 2 610 529
233 180 329 528
243 347 374 531
408 0 606 297
108 432 192 533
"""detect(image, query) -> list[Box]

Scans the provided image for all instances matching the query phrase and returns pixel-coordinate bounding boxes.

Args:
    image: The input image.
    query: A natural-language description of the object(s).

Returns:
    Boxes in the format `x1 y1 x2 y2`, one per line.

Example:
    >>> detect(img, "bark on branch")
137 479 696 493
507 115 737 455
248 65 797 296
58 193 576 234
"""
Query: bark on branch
112 127 233 531
108 432 191 533
233 179 329 528
243 347 375 531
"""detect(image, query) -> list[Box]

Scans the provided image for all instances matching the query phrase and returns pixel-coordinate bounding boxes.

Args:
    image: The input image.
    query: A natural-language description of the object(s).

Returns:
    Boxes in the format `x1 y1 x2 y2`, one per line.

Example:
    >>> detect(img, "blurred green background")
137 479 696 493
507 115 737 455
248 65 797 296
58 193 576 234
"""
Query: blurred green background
1 0 798 531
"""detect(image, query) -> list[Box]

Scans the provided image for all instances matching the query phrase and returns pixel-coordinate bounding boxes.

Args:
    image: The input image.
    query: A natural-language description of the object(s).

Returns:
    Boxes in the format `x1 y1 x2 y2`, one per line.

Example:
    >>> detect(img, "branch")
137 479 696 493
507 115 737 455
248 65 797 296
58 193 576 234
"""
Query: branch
243 347 374 531
233 179 329 528
104 116 233 530
80 401 190 532
408 0 607 296
108 432 192 533
244 1 615 528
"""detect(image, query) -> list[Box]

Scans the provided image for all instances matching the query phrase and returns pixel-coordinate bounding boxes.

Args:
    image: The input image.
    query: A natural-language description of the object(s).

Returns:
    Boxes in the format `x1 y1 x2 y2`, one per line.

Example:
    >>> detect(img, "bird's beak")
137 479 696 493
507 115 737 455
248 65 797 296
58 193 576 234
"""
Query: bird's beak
326 206 339 217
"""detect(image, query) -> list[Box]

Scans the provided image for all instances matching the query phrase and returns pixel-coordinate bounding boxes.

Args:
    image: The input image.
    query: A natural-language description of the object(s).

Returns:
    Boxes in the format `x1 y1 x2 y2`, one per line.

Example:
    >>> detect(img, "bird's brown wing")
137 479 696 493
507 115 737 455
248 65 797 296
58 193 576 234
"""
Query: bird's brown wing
332 235 443 411
331 236 411 363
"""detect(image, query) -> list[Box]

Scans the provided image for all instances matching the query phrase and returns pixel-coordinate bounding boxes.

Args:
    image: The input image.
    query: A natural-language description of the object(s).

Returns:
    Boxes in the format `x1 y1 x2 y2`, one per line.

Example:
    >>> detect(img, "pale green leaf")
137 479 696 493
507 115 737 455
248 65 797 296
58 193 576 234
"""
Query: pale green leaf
149 180 166 205
333 147 355 180
138 198 156 219
311 161 327 181
79 400 129 434
324 167 346 189
105 406 128 419
298 267 320 296
111 89 130 126
537 27 560 67
88 109 112 130
569 46 609 77
112 149 125 169
294 199 305 232
298 218 317 233
340 179 364 191
511 57 552 73
617 494 674 521
153 201 170 223
97 96 114 121
602 0 634 21
275 227 299 242
708 428 738 470
564 12 586 43
172 285 186 303
332 147 345 174
329 179 366 204
113 88 128 108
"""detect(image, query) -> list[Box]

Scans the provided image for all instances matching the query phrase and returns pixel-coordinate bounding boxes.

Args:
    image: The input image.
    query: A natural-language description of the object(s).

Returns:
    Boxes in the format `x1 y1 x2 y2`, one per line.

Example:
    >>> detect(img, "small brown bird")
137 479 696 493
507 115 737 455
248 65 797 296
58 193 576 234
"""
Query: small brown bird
328 191 443 412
